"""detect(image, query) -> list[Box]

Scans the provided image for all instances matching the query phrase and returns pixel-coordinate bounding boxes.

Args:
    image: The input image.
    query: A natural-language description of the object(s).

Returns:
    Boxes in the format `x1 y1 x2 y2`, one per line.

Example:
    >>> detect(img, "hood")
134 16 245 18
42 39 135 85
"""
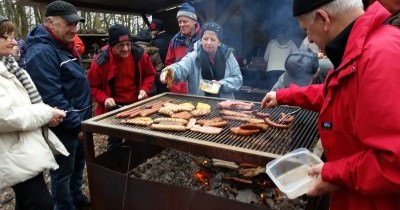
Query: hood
24 25 58 51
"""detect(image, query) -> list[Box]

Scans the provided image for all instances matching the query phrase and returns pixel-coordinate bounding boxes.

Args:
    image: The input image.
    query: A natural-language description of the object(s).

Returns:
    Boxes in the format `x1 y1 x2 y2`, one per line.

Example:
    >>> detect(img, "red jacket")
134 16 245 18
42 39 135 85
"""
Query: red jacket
165 24 201 93
276 3 400 210
88 45 155 115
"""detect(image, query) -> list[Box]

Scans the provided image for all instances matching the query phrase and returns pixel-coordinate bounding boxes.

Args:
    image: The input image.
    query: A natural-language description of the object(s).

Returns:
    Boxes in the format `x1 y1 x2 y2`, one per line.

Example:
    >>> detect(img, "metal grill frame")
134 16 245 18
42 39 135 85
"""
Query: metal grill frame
82 93 319 165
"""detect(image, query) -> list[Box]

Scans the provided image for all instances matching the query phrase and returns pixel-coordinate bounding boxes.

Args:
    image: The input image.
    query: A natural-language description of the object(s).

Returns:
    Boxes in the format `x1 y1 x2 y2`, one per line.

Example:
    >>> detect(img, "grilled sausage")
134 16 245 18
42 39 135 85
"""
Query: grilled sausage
264 117 289 129
153 117 188 125
190 125 223 135
239 123 268 131
151 124 187 131
220 110 250 118
230 127 260 136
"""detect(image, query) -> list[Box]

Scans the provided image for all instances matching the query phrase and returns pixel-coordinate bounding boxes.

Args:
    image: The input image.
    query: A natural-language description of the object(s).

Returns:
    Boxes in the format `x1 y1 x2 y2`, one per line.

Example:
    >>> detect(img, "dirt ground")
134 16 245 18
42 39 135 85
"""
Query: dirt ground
0 134 108 210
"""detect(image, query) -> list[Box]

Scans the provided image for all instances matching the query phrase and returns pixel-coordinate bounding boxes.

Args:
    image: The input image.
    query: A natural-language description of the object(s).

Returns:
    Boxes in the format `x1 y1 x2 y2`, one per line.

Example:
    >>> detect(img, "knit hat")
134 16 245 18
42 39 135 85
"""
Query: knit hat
135 29 152 42
0 16 8 25
292 0 334 16
176 3 197 21
108 24 131 46
45 0 85 23
150 18 164 31
285 49 319 86
201 22 223 41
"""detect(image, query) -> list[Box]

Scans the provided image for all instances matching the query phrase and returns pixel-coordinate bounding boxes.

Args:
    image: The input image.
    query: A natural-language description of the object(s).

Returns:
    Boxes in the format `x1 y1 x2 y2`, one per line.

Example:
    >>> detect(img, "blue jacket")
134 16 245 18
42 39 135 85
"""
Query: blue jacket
24 25 91 136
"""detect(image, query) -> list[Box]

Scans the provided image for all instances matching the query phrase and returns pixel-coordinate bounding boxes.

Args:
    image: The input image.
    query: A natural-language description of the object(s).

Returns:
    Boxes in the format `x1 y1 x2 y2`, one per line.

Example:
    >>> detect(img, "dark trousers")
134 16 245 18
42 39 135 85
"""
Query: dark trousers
50 134 86 210
12 172 53 210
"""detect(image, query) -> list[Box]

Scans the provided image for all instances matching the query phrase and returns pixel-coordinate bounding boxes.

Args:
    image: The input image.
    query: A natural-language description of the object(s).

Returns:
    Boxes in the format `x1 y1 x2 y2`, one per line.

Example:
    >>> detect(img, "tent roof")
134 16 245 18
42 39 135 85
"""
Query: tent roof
18 0 186 14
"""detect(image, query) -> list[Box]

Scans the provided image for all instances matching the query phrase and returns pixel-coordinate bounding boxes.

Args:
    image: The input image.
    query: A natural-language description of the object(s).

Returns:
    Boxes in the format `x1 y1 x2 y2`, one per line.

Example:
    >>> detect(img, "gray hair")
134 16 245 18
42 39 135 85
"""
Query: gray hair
300 0 364 23
44 16 62 26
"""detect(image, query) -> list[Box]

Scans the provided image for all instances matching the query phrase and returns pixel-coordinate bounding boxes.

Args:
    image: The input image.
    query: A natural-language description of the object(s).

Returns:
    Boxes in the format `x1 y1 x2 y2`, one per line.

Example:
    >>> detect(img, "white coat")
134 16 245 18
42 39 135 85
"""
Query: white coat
0 59 68 190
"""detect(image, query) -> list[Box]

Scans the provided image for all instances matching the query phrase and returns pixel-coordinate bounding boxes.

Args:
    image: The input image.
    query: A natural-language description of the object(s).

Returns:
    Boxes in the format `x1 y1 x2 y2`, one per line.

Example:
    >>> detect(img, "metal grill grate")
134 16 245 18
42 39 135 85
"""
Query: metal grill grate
94 94 320 161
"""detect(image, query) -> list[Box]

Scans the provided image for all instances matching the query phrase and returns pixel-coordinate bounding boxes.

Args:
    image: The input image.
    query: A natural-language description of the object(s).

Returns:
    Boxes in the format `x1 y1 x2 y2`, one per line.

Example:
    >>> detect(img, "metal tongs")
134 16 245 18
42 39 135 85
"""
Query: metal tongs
65 105 92 114
277 108 301 124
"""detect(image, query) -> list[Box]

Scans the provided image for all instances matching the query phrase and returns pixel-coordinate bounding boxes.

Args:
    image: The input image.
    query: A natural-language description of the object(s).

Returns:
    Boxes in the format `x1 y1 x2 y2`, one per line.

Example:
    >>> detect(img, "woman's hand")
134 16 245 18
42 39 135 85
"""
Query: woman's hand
307 163 339 196
48 107 66 127
159 66 171 84
261 91 278 109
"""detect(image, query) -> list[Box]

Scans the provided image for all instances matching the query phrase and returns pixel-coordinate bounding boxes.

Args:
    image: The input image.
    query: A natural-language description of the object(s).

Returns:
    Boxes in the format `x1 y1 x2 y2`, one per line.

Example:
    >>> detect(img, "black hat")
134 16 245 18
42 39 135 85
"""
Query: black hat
45 0 85 23
285 49 319 86
293 0 334 16
0 16 8 25
108 24 131 46
201 22 223 41
150 18 164 31
135 29 152 42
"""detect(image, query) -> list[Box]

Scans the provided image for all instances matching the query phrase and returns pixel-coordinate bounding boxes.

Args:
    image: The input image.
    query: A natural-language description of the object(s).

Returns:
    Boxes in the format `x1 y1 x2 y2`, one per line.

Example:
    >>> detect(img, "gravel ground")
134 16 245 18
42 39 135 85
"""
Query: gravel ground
0 134 108 210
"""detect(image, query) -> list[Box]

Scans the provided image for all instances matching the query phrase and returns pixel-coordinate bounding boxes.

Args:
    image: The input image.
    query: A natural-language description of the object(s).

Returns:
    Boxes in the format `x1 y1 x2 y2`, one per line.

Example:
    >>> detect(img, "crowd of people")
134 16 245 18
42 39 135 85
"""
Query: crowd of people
1 0 400 210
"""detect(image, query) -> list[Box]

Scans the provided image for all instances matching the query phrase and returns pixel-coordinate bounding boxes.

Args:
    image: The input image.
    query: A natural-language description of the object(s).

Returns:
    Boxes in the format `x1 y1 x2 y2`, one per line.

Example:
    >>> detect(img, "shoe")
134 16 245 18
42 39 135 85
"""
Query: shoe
74 194 91 210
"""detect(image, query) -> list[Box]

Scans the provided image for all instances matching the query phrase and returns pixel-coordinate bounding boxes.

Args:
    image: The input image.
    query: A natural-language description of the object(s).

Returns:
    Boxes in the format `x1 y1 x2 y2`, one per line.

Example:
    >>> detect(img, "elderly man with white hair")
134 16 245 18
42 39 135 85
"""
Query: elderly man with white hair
261 0 400 209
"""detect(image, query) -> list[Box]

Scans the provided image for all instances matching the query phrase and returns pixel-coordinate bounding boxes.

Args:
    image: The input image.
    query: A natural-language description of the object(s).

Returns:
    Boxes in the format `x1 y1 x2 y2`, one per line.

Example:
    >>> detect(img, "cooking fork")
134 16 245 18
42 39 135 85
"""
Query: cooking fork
277 108 301 124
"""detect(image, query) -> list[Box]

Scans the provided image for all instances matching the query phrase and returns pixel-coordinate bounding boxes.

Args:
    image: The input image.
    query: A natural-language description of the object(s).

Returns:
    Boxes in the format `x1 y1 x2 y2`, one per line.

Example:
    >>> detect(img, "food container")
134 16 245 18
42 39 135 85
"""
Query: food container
265 148 323 199
199 80 221 94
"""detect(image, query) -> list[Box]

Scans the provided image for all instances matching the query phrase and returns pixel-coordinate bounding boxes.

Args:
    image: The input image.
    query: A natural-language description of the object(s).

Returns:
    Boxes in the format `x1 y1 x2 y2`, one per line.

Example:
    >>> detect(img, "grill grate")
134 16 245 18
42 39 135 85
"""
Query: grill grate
96 94 319 159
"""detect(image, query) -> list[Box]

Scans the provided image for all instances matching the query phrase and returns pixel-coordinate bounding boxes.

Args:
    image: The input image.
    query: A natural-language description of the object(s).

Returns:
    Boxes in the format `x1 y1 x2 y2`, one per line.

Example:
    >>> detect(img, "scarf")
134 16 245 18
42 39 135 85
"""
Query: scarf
0 55 42 104
200 46 227 97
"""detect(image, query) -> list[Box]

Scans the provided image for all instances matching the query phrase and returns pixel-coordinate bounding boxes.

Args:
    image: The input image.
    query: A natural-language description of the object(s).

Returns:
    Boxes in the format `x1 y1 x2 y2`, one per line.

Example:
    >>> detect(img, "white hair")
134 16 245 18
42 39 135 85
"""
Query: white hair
300 0 364 23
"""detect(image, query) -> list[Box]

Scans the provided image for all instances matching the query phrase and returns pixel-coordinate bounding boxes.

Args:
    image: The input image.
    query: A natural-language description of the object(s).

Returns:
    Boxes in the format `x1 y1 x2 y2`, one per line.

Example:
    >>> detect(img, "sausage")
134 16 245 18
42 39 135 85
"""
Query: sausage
153 117 188 125
222 115 252 122
278 112 295 124
203 121 228 128
121 117 153 126
191 109 211 117
239 123 268 131
197 117 224 125
116 107 142 118
246 118 265 124
254 112 270 118
190 125 223 135
151 124 187 131
220 110 250 118
264 117 289 129
139 107 159 117
230 127 260 136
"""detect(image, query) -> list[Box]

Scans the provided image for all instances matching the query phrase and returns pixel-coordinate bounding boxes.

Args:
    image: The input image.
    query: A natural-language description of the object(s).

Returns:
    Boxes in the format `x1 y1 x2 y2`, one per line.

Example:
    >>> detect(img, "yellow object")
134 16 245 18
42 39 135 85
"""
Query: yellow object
180 102 195 110
196 102 211 110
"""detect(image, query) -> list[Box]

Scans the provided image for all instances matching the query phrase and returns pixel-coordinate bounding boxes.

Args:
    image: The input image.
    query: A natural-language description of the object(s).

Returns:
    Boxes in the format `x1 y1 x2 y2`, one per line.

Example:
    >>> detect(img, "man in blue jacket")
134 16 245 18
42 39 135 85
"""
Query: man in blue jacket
23 1 91 210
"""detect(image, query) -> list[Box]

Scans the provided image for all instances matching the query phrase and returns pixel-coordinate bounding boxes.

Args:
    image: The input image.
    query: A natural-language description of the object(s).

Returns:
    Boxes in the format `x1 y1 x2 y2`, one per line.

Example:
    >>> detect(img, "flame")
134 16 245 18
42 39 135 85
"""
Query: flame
193 170 210 186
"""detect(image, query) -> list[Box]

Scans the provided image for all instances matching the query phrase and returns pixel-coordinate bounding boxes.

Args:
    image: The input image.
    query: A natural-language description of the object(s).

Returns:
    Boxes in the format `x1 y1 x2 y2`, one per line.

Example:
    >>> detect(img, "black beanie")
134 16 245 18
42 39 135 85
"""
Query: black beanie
201 22 223 42
135 29 152 42
293 0 334 16
108 24 131 46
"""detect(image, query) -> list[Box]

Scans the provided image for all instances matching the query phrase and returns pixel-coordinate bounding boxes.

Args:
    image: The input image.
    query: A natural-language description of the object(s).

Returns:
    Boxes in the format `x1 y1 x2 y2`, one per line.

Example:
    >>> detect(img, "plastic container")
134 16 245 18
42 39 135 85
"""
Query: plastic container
199 80 221 94
265 148 323 199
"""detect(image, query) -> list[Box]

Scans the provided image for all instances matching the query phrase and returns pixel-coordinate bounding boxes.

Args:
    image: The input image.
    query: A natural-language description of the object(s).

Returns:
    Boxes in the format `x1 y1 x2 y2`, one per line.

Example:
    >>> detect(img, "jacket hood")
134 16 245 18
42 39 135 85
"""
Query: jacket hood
24 25 58 51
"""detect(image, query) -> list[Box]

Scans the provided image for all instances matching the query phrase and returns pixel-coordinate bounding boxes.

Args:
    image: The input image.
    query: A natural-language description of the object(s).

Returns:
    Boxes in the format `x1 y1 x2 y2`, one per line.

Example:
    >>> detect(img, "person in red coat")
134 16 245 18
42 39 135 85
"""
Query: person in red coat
262 0 400 210
87 24 156 149
165 2 201 93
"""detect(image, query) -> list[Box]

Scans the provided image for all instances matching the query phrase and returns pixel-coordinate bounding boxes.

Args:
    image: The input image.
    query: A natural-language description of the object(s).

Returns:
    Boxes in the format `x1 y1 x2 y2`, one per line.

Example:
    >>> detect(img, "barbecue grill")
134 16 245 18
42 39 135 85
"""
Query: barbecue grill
82 93 320 210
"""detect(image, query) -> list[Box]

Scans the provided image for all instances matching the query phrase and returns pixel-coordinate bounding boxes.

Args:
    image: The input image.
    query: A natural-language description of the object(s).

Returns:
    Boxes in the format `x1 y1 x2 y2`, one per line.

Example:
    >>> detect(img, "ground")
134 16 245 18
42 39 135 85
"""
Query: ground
0 134 108 210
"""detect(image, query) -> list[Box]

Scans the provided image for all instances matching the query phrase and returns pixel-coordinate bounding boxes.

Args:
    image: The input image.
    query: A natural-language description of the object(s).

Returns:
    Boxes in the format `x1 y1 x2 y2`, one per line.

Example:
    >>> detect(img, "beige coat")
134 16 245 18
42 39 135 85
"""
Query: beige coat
0 59 68 190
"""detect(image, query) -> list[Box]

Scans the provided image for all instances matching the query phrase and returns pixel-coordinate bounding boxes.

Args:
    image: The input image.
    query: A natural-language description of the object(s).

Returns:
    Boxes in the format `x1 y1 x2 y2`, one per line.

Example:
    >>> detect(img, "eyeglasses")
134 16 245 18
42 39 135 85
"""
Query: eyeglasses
0 33 15 41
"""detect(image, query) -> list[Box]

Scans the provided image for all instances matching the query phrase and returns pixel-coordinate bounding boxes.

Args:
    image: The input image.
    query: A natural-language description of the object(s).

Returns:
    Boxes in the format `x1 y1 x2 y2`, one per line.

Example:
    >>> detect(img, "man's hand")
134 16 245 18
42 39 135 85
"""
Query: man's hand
261 91 278 109
104 97 116 109
138 90 148 100
48 107 66 127
307 163 339 196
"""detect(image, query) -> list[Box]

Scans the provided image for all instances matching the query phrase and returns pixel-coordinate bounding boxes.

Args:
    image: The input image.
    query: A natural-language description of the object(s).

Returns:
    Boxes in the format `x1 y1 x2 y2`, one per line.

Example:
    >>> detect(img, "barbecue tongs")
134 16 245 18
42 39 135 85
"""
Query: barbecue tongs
277 108 301 124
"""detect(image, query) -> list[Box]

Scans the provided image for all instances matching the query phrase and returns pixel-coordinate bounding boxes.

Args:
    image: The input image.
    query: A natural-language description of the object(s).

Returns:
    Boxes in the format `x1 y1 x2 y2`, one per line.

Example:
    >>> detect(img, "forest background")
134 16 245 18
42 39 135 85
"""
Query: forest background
0 0 146 39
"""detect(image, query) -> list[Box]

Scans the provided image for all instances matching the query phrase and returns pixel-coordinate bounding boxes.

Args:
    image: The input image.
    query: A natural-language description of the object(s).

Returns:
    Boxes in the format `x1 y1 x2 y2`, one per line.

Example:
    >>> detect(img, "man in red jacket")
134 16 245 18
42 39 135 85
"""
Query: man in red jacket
165 2 201 93
262 0 400 210
88 24 156 149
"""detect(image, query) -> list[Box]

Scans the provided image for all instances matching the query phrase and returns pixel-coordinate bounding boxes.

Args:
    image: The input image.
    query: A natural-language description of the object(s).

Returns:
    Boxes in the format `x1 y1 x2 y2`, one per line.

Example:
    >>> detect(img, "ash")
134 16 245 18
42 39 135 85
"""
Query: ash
130 148 307 210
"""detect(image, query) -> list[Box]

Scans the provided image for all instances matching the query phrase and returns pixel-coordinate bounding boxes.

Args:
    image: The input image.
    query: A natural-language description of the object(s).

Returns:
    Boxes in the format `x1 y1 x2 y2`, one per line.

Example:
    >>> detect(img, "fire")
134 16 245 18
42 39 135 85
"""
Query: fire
193 170 210 187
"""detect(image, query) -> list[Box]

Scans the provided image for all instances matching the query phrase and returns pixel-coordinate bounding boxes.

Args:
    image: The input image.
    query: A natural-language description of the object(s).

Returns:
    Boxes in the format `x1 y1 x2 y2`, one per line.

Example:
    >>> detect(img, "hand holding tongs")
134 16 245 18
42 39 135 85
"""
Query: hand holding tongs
277 108 301 124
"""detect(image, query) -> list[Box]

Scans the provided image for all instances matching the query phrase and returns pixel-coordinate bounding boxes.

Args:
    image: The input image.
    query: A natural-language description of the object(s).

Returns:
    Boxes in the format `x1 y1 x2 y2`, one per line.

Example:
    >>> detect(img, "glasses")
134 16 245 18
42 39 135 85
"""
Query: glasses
0 33 15 41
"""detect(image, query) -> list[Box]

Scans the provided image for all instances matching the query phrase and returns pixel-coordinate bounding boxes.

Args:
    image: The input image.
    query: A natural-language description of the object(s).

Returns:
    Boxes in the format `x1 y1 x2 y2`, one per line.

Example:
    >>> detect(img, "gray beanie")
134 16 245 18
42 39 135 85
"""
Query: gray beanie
285 49 319 86
176 3 197 20
0 16 9 25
